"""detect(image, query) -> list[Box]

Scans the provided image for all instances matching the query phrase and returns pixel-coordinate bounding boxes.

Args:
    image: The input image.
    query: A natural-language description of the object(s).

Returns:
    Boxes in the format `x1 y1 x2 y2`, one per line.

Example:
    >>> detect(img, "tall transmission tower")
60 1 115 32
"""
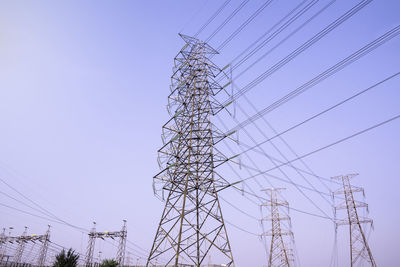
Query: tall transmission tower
13 226 28 264
85 221 127 267
147 34 234 267
333 174 376 267
261 188 294 267
37 225 51 267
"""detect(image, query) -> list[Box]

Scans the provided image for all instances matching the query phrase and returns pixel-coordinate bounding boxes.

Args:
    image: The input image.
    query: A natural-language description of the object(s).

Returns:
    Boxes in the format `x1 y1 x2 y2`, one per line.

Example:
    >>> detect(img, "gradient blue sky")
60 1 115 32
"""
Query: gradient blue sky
0 0 399 266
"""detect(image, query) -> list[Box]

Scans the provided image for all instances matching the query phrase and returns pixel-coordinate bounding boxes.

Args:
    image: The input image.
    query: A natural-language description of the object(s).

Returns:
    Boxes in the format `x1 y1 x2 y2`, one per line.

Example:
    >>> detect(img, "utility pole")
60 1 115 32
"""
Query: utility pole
261 188 294 267
37 225 51 267
147 34 234 267
333 174 376 267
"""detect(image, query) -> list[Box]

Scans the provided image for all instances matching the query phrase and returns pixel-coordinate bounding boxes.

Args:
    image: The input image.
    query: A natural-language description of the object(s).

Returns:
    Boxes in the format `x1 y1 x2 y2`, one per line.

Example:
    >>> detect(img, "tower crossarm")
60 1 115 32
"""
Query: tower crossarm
334 200 368 210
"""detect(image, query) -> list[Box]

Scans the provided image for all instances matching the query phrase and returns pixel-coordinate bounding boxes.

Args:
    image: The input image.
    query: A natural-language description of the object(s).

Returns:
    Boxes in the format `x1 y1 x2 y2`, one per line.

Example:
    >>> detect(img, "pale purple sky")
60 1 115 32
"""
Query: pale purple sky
0 0 399 266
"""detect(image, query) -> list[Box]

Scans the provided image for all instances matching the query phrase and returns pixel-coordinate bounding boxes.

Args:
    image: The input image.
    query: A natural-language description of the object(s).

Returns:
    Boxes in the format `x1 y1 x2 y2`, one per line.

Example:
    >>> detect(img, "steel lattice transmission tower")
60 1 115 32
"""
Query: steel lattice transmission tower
13 226 28 264
85 220 127 267
37 225 51 267
147 34 234 267
261 189 294 267
333 174 376 267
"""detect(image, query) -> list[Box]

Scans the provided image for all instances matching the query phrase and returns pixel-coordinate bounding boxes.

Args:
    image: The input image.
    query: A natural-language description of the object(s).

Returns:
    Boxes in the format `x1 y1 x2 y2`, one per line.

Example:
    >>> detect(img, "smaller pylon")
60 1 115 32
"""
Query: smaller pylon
0 228 6 259
85 222 97 267
261 188 294 267
37 225 51 267
116 220 127 266
13 226 28 264
332 174 376 267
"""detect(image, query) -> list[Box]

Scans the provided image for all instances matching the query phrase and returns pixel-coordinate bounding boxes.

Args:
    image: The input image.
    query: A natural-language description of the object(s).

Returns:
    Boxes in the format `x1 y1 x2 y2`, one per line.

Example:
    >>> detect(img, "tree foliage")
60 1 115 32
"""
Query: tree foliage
53 249 79 267
100 259 119 267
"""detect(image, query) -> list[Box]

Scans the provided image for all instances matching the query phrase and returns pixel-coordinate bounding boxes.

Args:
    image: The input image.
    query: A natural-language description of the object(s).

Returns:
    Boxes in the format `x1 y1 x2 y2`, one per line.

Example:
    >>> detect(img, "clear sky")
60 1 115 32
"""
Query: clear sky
0 0 399 266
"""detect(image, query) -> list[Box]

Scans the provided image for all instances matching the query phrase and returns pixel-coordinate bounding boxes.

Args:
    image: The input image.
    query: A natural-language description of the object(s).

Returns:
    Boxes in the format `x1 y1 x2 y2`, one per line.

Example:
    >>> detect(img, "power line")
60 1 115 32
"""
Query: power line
228 24 400 132
216 0 275 51
206 0 250 42
235 71 400 157
237 113 400 184
194 0 232 38
225 0 373 105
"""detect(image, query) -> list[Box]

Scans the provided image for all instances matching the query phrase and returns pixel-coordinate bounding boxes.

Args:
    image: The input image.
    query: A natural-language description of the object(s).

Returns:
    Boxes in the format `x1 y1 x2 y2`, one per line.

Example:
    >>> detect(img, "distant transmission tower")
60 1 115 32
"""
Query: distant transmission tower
333 174 376 267
0 228 5 260
13 226 28 264
261 188 294 267
85 220 127 267
37 225 51 267
147 34 234 267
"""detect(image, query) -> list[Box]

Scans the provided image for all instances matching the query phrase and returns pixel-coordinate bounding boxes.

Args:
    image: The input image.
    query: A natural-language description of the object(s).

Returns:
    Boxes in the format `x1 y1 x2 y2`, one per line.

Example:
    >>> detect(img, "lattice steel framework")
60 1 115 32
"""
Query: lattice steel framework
333 174 376 267
3 226 51 265
13 226 28 264
261 189 294 267
37 225 51 267
85 220 127 267
147 34 234 267
0 228 7 263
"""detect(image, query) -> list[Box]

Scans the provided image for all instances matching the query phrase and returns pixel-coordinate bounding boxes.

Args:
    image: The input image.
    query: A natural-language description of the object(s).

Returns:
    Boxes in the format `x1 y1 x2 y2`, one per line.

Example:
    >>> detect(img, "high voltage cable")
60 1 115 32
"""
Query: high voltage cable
0 178 149 257
216 0 275 51
235 71 400 157
206 0 250 42
231 0 326 71
194 0 232 38
0 177 88 232
179 0 210 34
230 185 333 220
236 113 400 184
0 189 62 222
225 219 259 236
216 113 333 219
229 0 309 65
232 100 334 205
228 24 400 132
224 0 373 105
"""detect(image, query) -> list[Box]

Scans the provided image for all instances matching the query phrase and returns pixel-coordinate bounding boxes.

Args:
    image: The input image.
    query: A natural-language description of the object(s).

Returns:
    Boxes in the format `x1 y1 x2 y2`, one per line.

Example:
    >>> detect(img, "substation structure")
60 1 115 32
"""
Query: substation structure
0 226 51 267
147 34 235 267
85 221 127 267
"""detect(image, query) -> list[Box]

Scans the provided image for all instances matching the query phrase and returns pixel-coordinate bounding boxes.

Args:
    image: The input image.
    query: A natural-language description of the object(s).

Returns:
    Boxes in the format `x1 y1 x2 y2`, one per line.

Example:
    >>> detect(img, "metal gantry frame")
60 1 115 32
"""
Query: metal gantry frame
261 188 294 267
85 220 127 267
0 226 51 266
147 34 235 267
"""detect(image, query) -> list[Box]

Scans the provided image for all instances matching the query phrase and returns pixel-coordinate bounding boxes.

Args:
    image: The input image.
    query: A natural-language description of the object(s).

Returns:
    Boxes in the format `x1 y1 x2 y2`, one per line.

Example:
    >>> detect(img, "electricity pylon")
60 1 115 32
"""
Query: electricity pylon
13 226 28 264
332 174 376 267
261 188 294 267
0 228 5 261
147 34 234 267
85 220 127 267
116 220 127 265
37 225 51 267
